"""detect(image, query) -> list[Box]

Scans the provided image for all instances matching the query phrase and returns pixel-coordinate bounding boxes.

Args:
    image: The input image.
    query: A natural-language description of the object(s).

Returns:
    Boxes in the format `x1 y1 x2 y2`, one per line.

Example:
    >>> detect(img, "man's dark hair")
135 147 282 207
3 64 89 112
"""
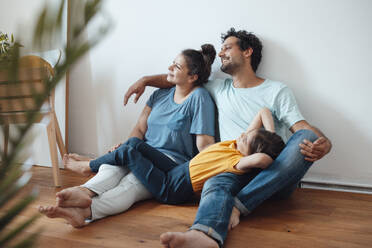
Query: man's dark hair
249 129 285 160
182 44 216 86
221 28 263 72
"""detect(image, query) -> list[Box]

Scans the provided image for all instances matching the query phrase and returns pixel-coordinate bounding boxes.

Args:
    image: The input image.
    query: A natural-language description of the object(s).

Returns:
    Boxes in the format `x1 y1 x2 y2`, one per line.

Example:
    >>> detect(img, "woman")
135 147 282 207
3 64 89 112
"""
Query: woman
38 44 217 227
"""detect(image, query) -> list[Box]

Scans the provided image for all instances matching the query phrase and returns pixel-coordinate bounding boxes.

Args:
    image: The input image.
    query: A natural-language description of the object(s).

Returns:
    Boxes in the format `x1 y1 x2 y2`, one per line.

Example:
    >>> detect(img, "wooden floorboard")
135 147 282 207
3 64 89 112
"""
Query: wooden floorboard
4 166 372 248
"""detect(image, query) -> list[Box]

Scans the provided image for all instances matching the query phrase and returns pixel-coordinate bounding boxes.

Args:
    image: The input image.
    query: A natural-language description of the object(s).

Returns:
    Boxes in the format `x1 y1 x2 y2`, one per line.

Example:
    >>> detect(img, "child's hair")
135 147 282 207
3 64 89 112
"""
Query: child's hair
249 129 285 160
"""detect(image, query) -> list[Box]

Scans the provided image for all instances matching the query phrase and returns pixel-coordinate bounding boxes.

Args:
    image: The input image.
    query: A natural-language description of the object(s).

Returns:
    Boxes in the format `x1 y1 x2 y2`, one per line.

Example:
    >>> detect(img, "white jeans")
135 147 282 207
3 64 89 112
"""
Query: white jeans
82 164 152 220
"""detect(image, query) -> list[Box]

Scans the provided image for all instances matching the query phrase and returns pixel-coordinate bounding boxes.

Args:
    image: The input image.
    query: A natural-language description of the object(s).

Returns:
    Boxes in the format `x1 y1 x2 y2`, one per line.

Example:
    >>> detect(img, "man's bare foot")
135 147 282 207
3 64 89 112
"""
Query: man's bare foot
68 153 91 161
160 230 218 248
56 186 94 208
63 154 92 176
38 205 91 228
228 206 241 230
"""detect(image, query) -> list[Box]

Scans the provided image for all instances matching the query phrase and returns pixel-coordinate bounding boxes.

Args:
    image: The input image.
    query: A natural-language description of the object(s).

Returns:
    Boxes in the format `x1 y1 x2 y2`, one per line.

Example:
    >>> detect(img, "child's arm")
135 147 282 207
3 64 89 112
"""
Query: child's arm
246 108 275 133
235 153 273 172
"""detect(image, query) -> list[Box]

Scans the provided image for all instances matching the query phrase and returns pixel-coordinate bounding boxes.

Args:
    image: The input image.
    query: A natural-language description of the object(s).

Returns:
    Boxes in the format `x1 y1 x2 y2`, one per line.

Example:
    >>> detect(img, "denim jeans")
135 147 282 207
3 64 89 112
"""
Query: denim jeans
190 129 318 247
89 137 194 204
126 138 195 204
89 137 176 173
89 138 141 172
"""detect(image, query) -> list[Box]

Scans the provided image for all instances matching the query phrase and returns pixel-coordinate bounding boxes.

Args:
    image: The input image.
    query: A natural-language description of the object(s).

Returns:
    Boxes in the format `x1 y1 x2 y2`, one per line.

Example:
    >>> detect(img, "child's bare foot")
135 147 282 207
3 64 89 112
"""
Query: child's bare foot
228 206 241 230
38 205 90 228
63 154 92 176
160 230 218 248
56 187 93 208
68 153 91 161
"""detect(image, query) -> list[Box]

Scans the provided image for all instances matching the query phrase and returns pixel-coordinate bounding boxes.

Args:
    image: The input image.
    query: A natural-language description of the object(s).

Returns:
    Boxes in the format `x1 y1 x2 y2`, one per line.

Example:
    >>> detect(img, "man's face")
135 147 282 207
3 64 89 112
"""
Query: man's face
219 36 245 75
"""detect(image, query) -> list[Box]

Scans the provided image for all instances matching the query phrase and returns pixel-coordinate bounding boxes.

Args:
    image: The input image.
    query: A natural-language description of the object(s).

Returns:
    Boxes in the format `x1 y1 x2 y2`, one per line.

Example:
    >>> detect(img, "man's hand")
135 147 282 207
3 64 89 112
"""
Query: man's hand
108 143 122 153
299 137 331 162
123 78 146 105
228 207 241 230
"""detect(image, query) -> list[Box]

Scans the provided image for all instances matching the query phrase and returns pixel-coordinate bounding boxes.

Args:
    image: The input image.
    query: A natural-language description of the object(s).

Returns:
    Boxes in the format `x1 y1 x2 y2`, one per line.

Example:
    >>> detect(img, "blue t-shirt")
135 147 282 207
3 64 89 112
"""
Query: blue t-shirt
204 78 304 143
145 87 215 164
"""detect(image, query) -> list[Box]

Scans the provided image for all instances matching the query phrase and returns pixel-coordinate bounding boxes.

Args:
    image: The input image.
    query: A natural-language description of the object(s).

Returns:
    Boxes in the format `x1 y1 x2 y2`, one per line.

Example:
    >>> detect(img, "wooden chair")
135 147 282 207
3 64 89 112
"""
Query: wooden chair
0 55 66 187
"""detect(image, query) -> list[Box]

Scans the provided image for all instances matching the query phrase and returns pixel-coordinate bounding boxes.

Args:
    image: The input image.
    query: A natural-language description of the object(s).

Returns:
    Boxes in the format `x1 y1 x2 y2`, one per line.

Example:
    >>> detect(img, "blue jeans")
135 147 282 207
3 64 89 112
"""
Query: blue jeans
190 129 318 247
89 137 194 204
89 137 176 173
126 138 195 204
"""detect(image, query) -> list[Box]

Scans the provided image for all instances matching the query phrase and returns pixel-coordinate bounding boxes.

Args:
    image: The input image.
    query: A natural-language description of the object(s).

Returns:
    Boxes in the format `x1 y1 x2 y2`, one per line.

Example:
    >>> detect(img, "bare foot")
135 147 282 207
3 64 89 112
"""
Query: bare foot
63 154 92 176
68 153 91 161
38 205 90 228
56 186 93 208
160 230 218 248
228 206 241 230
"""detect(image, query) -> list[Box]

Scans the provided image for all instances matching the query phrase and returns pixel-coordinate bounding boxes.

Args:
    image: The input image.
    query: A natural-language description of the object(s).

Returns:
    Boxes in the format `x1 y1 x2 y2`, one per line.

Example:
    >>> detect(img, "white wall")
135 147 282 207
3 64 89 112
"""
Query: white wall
69 0 372 187
0 0 67 166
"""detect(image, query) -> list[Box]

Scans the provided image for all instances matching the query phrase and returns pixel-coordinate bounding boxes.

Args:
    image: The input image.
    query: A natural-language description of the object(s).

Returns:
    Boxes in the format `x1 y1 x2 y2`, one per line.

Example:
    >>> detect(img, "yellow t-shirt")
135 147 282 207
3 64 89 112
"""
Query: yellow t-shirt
189 140 245 193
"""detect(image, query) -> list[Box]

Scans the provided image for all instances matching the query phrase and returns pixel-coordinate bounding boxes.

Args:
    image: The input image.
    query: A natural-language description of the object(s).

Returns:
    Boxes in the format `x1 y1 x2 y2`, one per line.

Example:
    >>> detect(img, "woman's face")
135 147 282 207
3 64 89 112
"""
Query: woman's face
167 54 196 85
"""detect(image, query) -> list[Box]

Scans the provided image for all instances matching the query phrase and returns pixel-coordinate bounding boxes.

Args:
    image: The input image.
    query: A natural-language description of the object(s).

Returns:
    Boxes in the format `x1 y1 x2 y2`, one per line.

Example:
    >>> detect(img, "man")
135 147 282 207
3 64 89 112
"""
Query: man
124 28 331 248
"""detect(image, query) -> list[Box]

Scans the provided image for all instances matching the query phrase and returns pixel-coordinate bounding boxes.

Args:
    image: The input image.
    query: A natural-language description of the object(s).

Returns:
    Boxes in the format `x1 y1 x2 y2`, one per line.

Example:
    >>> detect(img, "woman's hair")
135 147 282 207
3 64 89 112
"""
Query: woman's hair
249 129 285 160
182 44 216 86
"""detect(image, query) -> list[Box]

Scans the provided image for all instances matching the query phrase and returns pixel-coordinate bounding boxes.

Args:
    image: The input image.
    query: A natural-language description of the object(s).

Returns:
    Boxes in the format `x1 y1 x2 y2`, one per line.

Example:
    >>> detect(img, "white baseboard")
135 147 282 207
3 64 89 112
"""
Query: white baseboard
300 180 372 195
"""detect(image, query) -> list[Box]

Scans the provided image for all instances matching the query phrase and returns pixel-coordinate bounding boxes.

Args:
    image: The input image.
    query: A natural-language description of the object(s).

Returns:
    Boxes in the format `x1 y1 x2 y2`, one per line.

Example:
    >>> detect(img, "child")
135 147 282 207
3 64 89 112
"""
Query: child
127 107 285 204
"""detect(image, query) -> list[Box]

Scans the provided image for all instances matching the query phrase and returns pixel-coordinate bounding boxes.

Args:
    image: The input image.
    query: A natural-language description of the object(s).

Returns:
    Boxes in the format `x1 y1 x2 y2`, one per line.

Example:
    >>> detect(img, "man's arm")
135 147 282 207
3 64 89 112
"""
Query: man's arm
246 108 275 133
124 74 172 105
235 153 273 171
290 120 332 162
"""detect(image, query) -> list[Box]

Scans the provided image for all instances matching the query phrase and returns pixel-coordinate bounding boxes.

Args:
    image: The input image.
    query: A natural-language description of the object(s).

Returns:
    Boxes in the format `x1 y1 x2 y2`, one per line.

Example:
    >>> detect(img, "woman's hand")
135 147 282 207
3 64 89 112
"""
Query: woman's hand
108 143 122 153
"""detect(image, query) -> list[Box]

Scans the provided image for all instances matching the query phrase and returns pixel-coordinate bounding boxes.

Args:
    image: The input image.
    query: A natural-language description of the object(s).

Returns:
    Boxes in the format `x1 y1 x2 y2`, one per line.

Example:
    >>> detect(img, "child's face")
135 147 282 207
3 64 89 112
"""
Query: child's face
236 129 258 156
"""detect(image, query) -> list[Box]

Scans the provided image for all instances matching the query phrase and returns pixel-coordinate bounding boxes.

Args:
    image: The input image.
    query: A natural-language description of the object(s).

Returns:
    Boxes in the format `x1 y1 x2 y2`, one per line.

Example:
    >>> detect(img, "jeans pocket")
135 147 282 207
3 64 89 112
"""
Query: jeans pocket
167 112 189 131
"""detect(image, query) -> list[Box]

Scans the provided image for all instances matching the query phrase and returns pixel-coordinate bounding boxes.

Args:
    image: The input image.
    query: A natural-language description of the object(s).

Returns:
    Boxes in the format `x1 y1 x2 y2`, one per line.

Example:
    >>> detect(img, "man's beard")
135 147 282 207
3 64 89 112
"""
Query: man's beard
220 62 236 75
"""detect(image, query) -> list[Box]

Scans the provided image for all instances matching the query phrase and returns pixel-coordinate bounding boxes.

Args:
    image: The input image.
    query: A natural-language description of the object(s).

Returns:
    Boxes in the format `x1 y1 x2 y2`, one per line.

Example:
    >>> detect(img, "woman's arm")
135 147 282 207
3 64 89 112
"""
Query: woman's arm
196 134 215 152
235 153 273 172
128 105 152 139
246 108 275 133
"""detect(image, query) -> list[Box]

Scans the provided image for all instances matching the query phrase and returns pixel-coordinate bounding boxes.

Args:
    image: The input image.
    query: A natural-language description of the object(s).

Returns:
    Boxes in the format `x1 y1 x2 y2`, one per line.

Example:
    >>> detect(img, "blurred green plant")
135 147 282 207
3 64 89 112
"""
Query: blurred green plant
0 0 110 247
0 32 23 68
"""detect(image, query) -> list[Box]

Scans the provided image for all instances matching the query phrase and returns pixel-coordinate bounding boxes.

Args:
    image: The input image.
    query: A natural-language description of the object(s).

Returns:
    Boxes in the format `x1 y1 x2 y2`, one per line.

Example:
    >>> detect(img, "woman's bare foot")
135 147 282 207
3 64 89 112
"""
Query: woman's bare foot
68 153 91 161
56 187 94 208
160 230 218 248
38 205 91 228
228 206 241 230
63 154 92 176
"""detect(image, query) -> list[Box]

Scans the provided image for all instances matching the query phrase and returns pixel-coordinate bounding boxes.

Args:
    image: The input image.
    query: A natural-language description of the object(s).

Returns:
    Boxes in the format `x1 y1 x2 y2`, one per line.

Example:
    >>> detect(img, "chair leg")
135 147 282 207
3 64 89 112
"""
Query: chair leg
4 123 9 158
53 112 67 157
46 115 61 187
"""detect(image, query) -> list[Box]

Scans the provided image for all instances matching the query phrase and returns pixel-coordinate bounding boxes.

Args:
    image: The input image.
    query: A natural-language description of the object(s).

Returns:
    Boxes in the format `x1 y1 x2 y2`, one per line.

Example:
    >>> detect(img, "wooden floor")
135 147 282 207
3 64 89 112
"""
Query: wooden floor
4 166 372 248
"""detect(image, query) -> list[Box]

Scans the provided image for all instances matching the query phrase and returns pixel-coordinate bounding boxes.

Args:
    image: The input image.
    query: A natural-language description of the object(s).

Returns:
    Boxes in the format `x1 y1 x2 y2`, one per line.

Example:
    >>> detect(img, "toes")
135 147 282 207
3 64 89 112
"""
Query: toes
38 206 45 213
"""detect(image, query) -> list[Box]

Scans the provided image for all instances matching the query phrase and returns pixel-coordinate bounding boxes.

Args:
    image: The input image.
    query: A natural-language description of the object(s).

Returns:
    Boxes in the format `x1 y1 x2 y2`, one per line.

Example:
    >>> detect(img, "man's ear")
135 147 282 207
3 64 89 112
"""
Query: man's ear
243 47 253 58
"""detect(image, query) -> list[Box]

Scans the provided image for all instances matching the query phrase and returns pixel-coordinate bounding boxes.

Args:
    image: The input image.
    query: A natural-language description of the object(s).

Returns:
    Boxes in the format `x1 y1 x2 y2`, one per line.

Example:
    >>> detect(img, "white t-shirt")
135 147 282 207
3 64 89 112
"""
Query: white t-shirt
204 78 304 143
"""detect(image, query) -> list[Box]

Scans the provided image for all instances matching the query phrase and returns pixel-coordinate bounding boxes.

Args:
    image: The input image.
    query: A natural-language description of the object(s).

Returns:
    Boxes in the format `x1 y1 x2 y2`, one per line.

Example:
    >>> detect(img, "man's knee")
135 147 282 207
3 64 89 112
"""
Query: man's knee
291 129 318 144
